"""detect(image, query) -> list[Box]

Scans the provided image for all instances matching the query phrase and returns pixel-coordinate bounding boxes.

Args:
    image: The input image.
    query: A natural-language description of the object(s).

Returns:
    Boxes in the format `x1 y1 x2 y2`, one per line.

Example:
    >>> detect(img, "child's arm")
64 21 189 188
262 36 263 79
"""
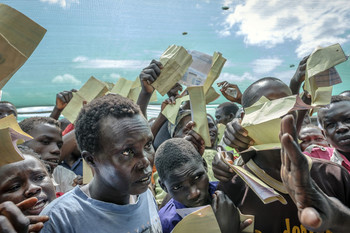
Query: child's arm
50 89 76 120
137 60 163 118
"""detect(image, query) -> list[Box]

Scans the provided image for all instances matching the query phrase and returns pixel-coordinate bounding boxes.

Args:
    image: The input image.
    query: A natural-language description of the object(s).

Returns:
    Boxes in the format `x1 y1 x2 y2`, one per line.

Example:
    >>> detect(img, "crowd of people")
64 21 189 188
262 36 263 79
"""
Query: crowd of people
0 52 349 233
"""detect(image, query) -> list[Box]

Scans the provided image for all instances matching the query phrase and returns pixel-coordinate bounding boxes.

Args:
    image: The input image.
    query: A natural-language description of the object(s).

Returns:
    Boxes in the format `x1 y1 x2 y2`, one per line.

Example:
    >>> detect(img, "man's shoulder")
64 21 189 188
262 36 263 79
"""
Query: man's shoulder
40 186 83 216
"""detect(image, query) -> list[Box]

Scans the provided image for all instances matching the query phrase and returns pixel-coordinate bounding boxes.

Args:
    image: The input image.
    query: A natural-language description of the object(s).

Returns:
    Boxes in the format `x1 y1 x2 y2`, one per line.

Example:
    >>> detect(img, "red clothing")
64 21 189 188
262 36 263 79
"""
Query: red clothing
62 123 74 136
303 145 350 173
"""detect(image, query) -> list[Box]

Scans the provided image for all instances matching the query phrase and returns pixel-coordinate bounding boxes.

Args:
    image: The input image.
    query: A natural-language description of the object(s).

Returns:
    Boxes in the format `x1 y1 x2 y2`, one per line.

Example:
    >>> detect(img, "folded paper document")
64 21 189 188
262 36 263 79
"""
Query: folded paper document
162 95 190 124
0 4 46 89
188 86 211 147
62 76 108 123
304 43 346 107
152 45 193 96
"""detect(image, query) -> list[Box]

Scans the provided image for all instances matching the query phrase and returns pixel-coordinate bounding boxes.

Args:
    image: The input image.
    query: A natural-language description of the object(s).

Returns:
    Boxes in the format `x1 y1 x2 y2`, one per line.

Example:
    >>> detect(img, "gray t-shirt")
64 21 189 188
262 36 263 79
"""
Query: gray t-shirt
40 186 162 233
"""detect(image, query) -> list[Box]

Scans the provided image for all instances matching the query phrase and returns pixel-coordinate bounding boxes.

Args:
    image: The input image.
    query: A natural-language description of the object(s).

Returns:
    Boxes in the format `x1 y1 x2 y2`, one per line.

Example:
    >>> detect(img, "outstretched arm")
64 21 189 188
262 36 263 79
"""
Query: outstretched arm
280 114 350 233
50 89 77 120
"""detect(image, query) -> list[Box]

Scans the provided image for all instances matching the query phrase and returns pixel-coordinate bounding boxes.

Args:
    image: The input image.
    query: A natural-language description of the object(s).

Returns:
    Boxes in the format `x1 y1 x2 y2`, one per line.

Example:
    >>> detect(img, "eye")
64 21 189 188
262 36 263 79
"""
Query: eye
194 173 203 181
122 148 134 157
41 140 50 145
172 185 182 191
7 183 21 193
325 122 335 130
33 174 46 182
57 142 63 149
144 141 153 150
316 137 324 142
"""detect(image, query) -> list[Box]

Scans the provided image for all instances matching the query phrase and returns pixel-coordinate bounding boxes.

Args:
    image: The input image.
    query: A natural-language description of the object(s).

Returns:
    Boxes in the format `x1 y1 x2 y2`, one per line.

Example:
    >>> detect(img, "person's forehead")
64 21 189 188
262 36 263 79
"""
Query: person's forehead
166 160 204 183
0 155 45 177
300 127 322 136
30 123 61 137
323 101 350 120
215 107 223 115
0 103 15 110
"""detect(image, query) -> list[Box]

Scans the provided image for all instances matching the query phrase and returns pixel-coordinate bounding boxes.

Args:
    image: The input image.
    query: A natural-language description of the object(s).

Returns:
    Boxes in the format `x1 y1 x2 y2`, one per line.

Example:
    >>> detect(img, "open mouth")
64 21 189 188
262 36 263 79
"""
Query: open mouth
25 199 48 215
135 173 152 185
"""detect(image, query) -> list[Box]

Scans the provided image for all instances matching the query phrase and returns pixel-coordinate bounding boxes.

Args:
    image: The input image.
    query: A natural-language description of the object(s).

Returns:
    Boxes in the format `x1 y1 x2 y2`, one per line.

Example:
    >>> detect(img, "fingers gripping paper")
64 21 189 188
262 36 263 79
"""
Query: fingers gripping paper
62 76 108 123
241 95 312 150
187 86 211 147
162 95 190 124
127 77 157 103
152 45 193 96
0 4 46 89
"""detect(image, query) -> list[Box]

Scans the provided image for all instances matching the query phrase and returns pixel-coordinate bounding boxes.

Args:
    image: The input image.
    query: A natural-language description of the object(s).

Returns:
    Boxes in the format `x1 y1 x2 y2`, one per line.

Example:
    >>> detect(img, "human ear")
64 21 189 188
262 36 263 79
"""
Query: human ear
81 151 96 167
229 113 234 121
158 179 168 193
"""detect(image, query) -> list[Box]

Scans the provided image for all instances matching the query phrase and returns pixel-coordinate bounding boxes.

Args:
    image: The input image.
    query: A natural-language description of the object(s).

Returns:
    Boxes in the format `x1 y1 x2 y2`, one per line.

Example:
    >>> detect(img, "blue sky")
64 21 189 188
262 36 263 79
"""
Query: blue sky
2 0 350 107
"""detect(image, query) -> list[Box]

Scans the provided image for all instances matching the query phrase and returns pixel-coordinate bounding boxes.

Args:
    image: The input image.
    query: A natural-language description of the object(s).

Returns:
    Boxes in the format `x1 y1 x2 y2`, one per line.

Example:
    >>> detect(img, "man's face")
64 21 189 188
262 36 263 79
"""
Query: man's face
93 114 154 196
208 116 218 147
215 107 231 125
0 155 56 215
299 127 328 151
161 160 210 207
24 123 63 172
320 101 350 155
0 103 17 119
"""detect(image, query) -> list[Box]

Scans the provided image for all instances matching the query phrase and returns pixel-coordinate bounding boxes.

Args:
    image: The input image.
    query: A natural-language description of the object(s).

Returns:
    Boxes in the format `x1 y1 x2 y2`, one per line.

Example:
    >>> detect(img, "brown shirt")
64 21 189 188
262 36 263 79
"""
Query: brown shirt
218 157 350 233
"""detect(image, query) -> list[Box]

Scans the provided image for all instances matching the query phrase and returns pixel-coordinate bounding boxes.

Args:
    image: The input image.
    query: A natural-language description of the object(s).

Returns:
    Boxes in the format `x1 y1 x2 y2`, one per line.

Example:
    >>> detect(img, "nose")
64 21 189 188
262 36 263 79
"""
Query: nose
50 144 60 156
187 185 200 201
24 182 41 198
135 154 151 171
336 122 349 134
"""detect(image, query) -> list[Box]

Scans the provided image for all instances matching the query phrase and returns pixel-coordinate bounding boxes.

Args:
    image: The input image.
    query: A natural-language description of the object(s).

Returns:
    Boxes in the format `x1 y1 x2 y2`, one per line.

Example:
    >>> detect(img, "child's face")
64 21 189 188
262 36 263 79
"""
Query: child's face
94 114 154 196
208 116 218 147
0 103 17 119
0 155 56 215
161 160 210 208
299 127 328 151
320 101 350 154
215 107 231 125
24 123 63 172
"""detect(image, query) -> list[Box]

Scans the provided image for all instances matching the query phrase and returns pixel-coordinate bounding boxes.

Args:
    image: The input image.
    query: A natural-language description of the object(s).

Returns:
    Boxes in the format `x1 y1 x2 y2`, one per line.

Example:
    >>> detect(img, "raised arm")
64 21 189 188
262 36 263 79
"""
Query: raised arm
50 89 77 120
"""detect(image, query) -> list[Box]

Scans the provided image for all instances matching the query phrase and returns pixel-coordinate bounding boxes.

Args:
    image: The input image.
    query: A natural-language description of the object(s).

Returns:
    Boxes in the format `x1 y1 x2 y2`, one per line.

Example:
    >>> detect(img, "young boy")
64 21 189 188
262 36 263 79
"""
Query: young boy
19 117 78 193
156 138 243 233
213 77 350 232
215 102 239 125
317 95 350 172
40 94 162 233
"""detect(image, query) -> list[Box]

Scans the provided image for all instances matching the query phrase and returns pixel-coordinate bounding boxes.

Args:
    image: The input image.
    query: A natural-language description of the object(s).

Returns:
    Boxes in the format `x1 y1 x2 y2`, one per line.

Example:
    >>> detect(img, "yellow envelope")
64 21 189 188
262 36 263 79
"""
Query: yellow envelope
172 205 221 233
152 45 193 96
187 86 211 147
162 95 190 124
304 43 347 106
0 114 32 140
241 95 311 150
62 76 108 123
110 77 134 97
203 52 226 95
0 4 46 89
205 87 220 104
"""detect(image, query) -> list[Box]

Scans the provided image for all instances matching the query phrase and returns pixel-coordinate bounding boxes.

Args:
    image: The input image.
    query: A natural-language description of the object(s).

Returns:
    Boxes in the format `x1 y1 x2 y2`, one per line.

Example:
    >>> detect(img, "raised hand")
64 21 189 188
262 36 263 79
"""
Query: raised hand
139 59 163 94
217 81 242 104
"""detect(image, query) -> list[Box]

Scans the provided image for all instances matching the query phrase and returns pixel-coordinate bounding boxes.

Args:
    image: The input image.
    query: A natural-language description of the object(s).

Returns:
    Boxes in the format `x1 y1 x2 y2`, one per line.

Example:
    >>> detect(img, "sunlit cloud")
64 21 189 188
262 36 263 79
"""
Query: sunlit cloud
40 0 79 8
52 74 81 85
252 57 283 74
73 56 149 69
220 0 350 57
101 73 121 82
217 72 258 83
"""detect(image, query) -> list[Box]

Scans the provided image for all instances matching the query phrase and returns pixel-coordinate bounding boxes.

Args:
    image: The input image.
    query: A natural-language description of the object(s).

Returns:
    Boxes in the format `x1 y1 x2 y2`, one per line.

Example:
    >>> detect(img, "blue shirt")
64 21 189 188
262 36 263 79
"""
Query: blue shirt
40 186 162 233
60 158 83 176
158 181 218 233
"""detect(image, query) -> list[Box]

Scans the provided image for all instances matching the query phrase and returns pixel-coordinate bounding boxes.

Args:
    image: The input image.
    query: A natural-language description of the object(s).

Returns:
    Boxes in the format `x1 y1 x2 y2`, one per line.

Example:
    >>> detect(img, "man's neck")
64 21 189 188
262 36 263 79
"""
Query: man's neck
251 149 282 181
82 177 130 205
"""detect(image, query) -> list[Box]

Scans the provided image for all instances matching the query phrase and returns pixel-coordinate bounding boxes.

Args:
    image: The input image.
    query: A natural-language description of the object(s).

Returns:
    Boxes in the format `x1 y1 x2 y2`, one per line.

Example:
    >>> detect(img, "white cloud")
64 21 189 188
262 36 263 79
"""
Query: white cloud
220 0 350 57
40 0 79 8
102 73 121 81
252 57 283 74
52 74 81 85
73 56 149 69
217 72 258 83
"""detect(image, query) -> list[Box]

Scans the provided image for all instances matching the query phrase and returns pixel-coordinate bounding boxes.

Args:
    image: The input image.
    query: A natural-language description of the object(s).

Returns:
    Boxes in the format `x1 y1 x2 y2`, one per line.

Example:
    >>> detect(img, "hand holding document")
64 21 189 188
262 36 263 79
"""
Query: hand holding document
218 148 287 205
241 95 312 150
152 45 193 96
304 43 347 107
62 76 108 123
161 95 190 124
0 115 33 166
0 4 46 89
